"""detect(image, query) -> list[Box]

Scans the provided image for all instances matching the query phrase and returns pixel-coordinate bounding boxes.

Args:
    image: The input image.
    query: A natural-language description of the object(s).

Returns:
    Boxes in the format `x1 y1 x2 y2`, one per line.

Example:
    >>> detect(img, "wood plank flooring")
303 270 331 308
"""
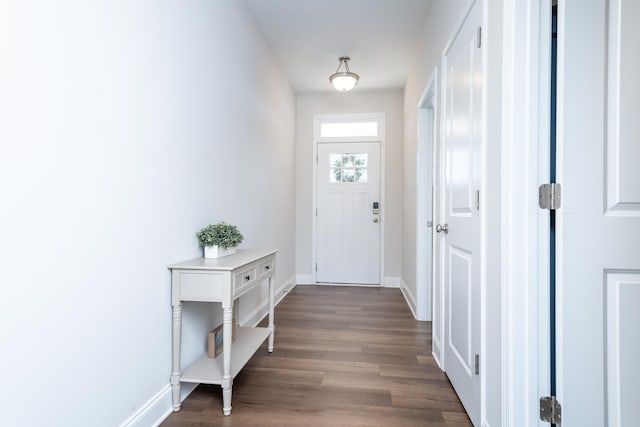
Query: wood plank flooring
161 285 471 427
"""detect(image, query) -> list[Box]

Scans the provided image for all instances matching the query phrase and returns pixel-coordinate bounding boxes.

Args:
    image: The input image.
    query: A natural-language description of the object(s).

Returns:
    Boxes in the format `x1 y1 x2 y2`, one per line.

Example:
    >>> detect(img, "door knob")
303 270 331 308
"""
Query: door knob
373 218 379 223
435 223 448 233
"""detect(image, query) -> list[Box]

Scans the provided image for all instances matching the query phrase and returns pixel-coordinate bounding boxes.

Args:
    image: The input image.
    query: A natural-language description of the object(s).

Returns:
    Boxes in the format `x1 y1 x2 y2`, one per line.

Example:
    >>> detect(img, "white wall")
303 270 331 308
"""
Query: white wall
403 0 503 425
295 90 404 285
0 1 295 426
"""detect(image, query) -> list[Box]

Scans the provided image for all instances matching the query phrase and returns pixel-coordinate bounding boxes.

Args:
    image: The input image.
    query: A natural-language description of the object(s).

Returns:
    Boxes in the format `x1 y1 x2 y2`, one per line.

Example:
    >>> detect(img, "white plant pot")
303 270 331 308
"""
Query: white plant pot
204 245 237 259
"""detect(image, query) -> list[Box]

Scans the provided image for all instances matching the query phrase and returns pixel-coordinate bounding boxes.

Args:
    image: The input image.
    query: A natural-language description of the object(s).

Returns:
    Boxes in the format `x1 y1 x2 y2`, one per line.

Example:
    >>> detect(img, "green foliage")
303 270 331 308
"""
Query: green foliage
196 222 244 249
331 153 367 182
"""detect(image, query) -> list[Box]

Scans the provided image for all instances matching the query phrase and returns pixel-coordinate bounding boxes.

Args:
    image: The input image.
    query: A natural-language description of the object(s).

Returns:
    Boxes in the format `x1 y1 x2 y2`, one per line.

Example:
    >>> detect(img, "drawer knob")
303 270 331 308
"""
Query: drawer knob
265 265 270 270
245 275 251 281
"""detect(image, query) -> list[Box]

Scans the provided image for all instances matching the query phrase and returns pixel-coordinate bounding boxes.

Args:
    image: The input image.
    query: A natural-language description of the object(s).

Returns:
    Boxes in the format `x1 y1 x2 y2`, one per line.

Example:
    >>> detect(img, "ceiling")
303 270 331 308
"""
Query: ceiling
243 0 432 93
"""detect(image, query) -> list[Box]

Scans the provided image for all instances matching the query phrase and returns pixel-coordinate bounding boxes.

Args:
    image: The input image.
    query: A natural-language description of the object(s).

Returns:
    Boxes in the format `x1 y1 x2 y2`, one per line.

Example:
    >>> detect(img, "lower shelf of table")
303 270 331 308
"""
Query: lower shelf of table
180 326 271 384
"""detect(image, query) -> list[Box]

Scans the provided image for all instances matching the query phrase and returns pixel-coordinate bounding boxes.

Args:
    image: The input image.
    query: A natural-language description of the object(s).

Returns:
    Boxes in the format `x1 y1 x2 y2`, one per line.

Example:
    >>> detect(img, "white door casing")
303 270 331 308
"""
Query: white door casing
418 69 442 361
440 1 482 425
316 142 381 284
556 0 640 425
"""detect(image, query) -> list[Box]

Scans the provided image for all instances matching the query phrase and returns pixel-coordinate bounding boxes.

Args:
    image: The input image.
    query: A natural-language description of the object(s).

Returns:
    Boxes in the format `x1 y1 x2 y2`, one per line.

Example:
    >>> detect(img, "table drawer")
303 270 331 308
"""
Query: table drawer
234 266 257 293
257 258 274 278
178 271 223 302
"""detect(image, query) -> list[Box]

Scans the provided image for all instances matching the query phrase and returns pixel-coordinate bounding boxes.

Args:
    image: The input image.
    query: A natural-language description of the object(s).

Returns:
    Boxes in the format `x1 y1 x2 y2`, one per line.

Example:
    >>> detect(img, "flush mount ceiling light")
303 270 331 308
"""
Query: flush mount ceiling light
329 56 359 91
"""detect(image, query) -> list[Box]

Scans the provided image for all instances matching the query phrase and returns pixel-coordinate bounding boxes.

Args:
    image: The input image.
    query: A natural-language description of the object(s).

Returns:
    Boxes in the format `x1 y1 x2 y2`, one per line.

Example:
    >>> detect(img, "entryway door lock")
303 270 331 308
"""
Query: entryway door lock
435 223 449 234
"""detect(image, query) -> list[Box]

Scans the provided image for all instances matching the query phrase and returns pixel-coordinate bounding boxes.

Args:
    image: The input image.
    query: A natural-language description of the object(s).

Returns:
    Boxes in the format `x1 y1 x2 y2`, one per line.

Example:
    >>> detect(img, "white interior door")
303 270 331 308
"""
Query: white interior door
439 2 482 425
557 1 640 425
316 142 381 284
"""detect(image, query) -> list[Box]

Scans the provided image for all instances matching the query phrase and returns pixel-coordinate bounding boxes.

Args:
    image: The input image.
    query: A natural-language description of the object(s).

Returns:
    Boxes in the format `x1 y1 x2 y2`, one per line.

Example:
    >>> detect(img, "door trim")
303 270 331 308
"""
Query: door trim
312 113 386 285
500 0 552 426
416 68 438 327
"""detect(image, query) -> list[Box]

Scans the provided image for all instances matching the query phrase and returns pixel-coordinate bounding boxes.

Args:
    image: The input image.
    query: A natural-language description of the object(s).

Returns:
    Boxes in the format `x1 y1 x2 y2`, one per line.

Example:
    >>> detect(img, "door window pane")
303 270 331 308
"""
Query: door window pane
342 169 355 182
329 153 368 183
321 122 378 138
353 154 368 166
330 168 342 183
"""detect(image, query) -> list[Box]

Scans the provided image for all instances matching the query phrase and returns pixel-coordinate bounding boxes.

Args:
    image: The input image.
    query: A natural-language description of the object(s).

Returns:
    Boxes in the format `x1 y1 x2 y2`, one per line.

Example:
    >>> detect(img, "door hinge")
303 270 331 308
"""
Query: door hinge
475 190 480 210
474 354 480 375
316 207 318 217
538 183 561 210
315 262 318 272
316 153 318 162
477 26 482 48
540 396 562 425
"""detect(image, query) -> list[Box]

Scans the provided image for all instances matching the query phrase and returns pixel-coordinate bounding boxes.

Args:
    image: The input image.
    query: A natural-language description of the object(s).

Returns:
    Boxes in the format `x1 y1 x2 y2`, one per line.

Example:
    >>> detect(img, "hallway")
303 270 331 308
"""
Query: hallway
161 286 471 426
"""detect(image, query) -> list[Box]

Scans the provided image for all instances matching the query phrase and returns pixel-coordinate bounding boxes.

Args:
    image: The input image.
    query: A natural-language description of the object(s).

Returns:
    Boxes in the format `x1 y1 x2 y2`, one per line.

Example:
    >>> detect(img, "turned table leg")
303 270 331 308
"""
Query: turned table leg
221 304 233 415
171 302 182 411
268 275 275 352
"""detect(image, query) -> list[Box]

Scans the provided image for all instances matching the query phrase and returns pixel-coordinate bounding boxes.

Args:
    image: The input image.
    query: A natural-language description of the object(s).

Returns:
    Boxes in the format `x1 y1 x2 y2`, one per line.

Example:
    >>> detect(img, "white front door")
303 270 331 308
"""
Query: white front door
439 2 482 425
556 0 640 425
316 142 381 284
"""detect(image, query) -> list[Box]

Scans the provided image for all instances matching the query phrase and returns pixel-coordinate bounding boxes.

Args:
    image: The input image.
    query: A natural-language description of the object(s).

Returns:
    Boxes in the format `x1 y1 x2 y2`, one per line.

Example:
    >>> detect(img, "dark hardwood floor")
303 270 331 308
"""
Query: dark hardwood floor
161 285 471 426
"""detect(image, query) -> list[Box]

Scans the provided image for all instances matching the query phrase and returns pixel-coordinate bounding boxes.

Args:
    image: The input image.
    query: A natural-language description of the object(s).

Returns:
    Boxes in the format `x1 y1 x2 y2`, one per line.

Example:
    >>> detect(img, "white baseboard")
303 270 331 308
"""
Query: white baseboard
120 383 197 427
400 278 418 319
126 275 296 427
276 274 296 301
296 274 314 284
432 350 444 371
382 276 401 288
296 275 400 288
432 341 443 371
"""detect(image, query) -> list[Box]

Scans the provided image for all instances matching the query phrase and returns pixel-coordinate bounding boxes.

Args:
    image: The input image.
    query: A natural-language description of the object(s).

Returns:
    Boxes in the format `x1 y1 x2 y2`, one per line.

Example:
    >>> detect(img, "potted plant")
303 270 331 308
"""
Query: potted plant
197 222 244 259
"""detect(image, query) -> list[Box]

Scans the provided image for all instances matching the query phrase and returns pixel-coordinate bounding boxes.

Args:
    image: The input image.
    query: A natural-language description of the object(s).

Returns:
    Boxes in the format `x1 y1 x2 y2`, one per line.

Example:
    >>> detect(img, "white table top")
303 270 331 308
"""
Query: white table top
168 249 277 271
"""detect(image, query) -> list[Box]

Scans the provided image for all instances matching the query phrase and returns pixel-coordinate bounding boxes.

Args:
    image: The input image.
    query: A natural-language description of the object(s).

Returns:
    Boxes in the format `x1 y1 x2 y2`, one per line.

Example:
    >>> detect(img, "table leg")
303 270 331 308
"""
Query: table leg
171 302 182 411
233 300 239 337
268 275 275 352
222 304 233 416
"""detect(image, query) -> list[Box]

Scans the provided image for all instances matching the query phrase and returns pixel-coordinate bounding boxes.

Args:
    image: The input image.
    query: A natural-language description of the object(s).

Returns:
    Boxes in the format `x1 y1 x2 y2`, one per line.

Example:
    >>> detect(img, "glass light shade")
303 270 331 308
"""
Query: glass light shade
330 72 359 91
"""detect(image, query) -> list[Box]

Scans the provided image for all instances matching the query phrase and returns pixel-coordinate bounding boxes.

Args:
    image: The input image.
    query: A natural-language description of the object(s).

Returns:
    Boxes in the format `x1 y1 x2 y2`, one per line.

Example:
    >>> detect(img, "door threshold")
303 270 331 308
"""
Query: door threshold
313 282 382 287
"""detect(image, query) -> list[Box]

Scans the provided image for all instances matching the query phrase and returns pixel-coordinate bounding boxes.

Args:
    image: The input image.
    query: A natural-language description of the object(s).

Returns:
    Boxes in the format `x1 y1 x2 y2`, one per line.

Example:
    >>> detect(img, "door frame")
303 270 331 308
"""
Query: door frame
312 113 386 285
416 69 439 331
501 0 552 425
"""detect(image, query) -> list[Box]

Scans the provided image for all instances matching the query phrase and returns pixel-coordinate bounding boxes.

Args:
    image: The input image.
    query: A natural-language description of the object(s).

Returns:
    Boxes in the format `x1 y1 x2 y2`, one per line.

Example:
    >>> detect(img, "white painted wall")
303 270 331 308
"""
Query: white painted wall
0 1 295 426
403 1 504 426
295 90 404 285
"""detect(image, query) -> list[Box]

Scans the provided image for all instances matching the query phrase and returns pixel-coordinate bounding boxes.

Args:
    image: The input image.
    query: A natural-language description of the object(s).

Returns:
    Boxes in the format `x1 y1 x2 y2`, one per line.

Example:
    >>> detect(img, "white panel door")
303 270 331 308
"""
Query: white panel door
557 0 640 425
316 142 381 284
439 2 482 425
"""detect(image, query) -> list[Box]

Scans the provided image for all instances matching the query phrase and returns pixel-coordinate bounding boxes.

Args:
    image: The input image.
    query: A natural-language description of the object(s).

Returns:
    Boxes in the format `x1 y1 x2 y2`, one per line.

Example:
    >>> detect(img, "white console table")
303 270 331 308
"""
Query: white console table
168 249 277 416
